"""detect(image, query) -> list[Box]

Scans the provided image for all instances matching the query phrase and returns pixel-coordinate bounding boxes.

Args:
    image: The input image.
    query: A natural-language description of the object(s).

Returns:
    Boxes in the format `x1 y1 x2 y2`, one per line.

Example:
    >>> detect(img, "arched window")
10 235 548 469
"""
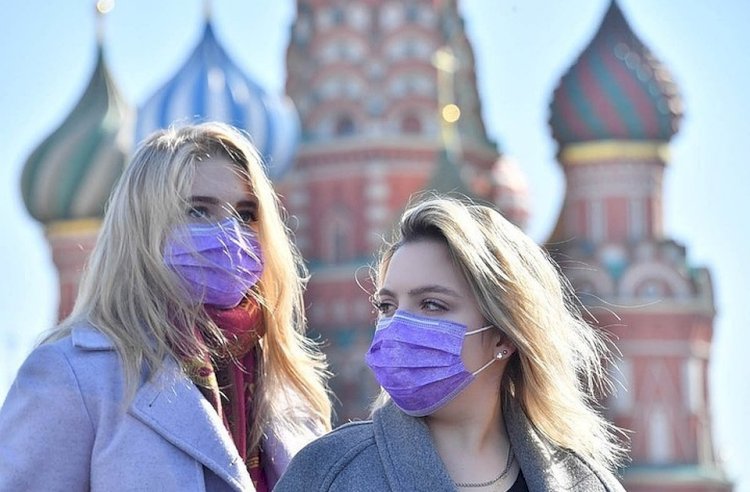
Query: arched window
637 278 669 299
332 7 345 25
335 114 355 136
405 3 419 22
326 208 354 263
332 224 349 263
401 114 422 134
648 406 672 463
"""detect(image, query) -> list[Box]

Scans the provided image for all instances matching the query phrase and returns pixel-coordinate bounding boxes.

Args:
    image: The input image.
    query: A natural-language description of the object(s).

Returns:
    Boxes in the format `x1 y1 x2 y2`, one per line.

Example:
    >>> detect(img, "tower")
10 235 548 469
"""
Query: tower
281 0 527 419
20 8 133 321
548 2 732 490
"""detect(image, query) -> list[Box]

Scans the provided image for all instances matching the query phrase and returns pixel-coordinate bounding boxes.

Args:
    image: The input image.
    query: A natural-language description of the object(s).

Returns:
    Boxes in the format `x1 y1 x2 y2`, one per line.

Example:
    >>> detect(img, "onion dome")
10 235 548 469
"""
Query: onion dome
549 1 682 146
136 22 300 180
21 47 133 224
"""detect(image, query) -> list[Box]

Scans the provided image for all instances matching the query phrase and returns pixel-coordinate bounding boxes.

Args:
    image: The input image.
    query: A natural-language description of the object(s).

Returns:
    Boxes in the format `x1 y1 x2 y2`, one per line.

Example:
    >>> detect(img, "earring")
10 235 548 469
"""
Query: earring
495 352 504 360
502 350 508 356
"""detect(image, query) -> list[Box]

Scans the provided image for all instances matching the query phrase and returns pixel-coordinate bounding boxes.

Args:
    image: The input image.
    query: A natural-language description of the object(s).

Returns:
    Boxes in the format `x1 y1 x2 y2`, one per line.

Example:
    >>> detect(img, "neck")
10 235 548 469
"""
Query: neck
426 385 516 487
426 387 505 453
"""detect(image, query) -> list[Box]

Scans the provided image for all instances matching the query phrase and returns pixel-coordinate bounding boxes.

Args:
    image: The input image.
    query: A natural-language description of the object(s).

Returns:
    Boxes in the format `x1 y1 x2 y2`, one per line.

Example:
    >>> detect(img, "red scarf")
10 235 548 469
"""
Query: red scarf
182 298 268 492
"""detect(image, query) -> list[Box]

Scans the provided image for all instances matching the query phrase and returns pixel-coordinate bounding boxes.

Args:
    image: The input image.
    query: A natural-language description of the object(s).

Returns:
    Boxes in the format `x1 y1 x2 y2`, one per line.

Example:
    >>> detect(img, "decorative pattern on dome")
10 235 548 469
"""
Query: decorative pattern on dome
136 22 300 180
549 1 682 145
21 48 132 224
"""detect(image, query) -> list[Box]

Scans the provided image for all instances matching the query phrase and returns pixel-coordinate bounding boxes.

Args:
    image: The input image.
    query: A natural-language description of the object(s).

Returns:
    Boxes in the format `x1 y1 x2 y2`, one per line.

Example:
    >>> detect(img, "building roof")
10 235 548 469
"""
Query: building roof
21 47 133 224
135 22 300 180
549 1 682 146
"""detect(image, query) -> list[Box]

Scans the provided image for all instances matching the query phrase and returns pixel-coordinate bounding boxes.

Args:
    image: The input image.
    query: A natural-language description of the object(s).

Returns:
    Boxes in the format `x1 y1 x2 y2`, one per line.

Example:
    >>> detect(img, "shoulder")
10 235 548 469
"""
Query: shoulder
0 325 109 482
34 322 120 377
274 420 379 491
292 420 376 467
32 321 117 357
15 322 113 374
10 322 126 410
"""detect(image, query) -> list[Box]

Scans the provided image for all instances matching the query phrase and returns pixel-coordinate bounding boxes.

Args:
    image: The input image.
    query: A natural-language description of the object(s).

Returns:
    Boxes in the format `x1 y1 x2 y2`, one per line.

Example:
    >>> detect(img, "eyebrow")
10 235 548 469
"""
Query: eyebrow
190 195 258 208
376 285 463 299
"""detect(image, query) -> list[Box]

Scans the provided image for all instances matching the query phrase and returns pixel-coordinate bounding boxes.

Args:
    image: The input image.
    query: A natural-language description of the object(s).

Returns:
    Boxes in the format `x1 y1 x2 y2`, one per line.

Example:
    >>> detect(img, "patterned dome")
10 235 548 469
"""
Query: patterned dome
136 22 300 180
549 1 682 145
21 47 133 224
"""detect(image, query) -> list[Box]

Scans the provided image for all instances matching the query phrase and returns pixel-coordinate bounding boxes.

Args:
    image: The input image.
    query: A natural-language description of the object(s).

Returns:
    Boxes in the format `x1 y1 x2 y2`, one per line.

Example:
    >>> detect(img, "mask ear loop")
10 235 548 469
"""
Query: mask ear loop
465 324 494 336
471 350 506 376
466 325 508 376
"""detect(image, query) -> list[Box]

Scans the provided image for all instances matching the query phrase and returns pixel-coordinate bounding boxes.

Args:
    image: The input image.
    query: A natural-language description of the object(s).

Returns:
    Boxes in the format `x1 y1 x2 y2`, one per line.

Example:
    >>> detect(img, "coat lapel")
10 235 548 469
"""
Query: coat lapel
503 396 623 492
130 357 255 492
373 402 456 492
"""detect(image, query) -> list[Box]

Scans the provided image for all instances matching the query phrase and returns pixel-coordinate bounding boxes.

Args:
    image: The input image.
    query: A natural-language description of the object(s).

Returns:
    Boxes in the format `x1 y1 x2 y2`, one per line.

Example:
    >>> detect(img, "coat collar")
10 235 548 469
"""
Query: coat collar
502 396 624 492
373 399 623 492
372 402 456 492
129 357 255 492
72 324 116 350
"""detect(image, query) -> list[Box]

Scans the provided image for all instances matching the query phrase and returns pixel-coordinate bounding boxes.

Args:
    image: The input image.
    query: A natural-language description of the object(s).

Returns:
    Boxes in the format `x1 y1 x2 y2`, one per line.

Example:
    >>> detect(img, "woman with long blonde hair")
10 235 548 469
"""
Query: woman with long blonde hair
0 122 331 491
277 196 625 491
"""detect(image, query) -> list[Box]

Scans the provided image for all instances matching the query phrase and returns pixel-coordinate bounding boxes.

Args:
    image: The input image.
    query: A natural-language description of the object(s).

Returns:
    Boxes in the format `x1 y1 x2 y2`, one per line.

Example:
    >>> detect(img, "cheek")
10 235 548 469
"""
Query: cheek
459 334 494 369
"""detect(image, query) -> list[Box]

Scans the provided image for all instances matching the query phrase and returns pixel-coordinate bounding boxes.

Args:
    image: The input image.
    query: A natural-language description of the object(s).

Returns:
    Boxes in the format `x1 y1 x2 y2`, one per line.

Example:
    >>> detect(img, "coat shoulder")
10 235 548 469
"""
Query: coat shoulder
274 420 379 491
38 323 122 385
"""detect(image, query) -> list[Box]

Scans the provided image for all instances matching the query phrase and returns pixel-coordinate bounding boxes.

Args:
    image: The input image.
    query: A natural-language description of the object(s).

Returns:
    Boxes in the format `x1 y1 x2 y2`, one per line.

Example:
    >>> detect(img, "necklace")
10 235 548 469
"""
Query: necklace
453 448 515 489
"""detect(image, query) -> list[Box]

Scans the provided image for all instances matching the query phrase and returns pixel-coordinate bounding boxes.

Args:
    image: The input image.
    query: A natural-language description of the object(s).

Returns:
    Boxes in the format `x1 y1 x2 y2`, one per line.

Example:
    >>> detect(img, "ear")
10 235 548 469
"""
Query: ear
494 335 517 360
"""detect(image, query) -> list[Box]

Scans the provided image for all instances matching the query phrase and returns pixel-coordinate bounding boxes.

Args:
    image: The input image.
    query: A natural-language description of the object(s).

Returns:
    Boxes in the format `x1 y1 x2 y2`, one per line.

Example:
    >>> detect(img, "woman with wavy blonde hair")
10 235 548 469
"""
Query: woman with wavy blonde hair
0 122 331 491
277 195 625 491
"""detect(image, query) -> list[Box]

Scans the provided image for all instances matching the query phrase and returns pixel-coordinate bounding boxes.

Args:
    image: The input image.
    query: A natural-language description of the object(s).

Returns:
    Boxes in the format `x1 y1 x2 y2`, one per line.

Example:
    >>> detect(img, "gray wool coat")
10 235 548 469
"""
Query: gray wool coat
0 323 318 492
274 400 625 492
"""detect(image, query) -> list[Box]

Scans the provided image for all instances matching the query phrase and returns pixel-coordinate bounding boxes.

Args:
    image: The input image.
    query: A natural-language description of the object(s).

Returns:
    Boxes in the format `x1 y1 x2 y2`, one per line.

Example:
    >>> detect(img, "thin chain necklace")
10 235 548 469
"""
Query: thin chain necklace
453 448 515 489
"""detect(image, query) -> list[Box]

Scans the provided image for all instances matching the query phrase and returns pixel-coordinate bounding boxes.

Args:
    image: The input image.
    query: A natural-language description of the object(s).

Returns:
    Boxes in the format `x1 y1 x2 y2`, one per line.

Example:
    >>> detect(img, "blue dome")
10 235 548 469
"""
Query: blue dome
136 22 299 179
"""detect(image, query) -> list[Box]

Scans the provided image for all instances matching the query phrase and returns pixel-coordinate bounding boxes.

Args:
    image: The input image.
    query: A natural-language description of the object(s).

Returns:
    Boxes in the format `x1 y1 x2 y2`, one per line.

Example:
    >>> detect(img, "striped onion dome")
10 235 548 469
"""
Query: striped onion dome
136 22 299 180
549 1 682 146
21 47 133 224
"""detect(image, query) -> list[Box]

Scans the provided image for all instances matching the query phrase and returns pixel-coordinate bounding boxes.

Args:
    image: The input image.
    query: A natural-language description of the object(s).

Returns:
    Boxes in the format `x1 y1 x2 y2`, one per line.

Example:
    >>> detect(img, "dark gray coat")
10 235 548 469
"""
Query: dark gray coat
274 400 625 492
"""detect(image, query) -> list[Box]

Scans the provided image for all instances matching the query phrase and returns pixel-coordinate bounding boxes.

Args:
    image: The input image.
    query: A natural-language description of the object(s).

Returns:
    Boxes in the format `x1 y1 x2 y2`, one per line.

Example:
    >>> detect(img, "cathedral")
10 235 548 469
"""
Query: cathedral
16 1 733 489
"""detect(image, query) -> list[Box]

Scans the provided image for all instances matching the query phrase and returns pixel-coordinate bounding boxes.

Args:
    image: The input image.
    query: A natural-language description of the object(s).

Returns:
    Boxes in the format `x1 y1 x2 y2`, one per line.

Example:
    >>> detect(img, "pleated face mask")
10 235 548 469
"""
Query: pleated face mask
365 309 496 416
164 218 264 308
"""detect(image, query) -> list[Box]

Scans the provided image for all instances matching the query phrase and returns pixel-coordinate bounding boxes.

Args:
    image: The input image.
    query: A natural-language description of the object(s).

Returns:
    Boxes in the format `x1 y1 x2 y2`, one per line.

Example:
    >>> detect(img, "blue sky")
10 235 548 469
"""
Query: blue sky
0 0 747 488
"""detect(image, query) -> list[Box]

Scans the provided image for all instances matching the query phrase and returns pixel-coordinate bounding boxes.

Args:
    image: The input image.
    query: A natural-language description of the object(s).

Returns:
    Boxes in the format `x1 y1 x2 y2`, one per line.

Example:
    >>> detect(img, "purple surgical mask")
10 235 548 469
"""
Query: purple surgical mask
164 218 264 308
365 309 496 416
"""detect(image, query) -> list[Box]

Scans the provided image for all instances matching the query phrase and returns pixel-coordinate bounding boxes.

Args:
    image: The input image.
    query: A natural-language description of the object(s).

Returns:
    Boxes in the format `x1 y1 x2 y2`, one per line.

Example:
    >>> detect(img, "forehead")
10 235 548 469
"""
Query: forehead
190 156 253 198
381 239 469 294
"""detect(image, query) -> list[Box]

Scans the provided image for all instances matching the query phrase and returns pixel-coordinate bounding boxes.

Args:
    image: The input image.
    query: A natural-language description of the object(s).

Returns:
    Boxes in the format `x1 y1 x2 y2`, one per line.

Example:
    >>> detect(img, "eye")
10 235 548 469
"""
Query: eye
421 299 447 312
373 299 396 317
237 208 258 224
188 206 210 220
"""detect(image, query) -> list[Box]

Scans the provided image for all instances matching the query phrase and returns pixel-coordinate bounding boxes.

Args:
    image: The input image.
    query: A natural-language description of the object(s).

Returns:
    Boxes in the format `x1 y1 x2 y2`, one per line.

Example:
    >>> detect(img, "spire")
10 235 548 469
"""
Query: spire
433 46 462 159
425 44 475 199
95 0 114 46
203 0 212 21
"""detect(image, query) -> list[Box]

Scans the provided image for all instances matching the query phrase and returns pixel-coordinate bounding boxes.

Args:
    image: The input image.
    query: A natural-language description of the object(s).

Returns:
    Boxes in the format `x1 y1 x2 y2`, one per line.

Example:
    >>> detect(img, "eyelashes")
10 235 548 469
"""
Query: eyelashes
372 298 449 317
187 204 258 224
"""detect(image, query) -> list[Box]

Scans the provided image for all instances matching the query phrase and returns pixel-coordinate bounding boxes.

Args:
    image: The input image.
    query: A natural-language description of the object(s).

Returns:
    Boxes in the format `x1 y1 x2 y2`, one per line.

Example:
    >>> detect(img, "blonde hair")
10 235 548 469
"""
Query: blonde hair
48 122 331 448
374 195 626 471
